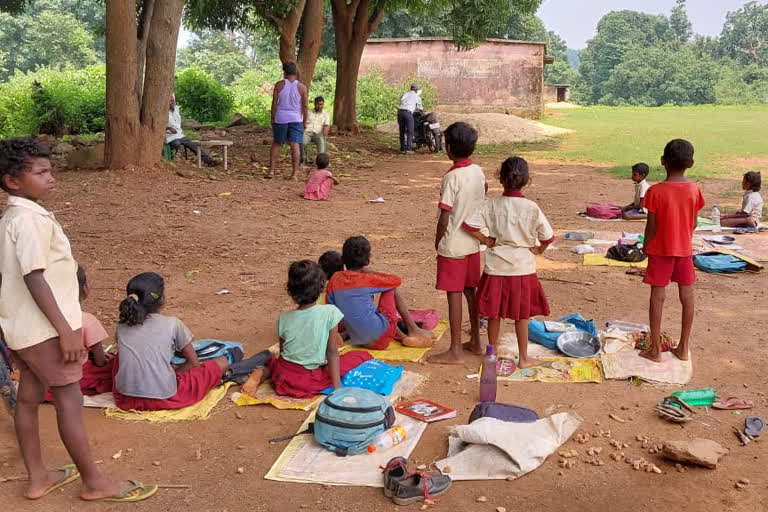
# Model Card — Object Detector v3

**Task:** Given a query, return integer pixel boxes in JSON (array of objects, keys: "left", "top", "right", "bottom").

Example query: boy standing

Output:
[
  {"left": 622, "top": 162, "right": 650, "bottom": 220},
  {"left": 640, "top": 139, "right": 705, "bottom": 362},
  {"left": 428, "top": 122, "right": 486, "bottom": 365},
  {"left": 0, "top": 139, "right": 155, "bottom": 502}
]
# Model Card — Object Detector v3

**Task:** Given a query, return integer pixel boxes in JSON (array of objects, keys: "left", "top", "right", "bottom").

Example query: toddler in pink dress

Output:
[{"left": 303, "top": 153, "right": 339, "bottom": 201}]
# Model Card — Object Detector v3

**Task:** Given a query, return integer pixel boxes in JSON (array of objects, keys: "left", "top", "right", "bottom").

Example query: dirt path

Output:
[{"left": 1, "top": 132, "right": 766, "bottom": 511}]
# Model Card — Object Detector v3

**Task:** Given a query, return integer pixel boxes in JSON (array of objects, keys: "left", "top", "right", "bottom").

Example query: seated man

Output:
[
  {"left": 327, "top": 236, "right": 435, "bottom": 350},
  {"left": 301, "top": 96, "right": 330, "bottom": 164},
  {"left": 166, "top": 95, "right": 218, "bottom": 167}
]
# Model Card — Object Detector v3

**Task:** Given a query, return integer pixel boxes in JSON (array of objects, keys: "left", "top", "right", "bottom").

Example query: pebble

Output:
[
  {"left": 496, "top": 507, "right": 507, "bottom": 512},
  {"left": 236, "top": 467, "right": 245, "bottom": 474},
  {"left": 738, "top": 478, "right": 750, "bottom": 486},
  {"left": 443, "top": 465, "right": 452, "bottom": 474},
  {"left": 111, "top": 450, "right": 122, "bottom": 460},
  {"left": 506, "top": 476, "right": 515, "bottom": 481},
  {"left": 235, "top": 411, "right": 245, "bottom": 420},
  {"left": 476, "top": 496, "right": 488, "bottom": 503},
  {"left": 152, "top": 461, "right": 161, "bottom": 467}
]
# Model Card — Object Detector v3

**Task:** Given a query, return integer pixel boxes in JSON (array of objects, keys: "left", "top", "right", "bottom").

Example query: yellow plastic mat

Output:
[
  {"left": 104, "top": 383, "right": 234, "bottom": 422},
  {"left": 339, "top": 320, "right": 449, "bottom": 362},
  {"left": 232, "top": 381, "right": 322, "bottom": 411},
  {"left": 583, "top": 254, "right": 648, "bottom": 268}
]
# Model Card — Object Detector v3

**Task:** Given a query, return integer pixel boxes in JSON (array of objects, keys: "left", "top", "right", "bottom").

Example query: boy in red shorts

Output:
[
  {"left": 640, "top": 139, "right": 705, "bottom": 362},
  {"left": 428, "top": 122, "right": 487, "bottom": 365}
]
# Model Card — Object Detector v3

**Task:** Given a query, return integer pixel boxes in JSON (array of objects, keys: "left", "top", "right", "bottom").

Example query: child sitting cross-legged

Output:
[
  {"left": 267, "top": 260, "right": 372, "bottom": 398},
  {"left": 327, "top": 236, "right": 435, "bottom": 350},
  {"left": 303, "top": 153, "right": 339, "bottom": 201},
  {"left": 621, "top": 163, "right": 650, "bottom": 220},
  {"left": 112, "top": 272, "right": 265, "bottom": 411},
  {"left": 720, "top": 171, "right": 763, "bottom": 228}
]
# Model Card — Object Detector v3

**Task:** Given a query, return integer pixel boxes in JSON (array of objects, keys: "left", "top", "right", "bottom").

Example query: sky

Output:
[{"left": 537, "top": 0, "right": 761, "bottom": 49}]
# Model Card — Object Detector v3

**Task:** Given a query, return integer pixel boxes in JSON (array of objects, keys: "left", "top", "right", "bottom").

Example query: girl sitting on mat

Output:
[
  {"left": 462, "top": 156, "right": 555, "bottom": 369},
  {"left": 112, "top": 272, "right": 262, "bottom": 411},
  {"left": 268, "top": 260, "right": 372, "bottom": 398},
  {"left": 720, "top": 171, "right": 763, "bottom": 228}
]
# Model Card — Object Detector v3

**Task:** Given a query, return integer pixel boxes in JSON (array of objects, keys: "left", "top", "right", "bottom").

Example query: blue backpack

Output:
[
  {"left": 693, "top": 253, "right": 748, "bottom": 273},
  {"left": 313, "top": 387, "right": 395, "bottom": 456},
  {"left": 529, "top": 313, "right": 598, "bottom": 350}
]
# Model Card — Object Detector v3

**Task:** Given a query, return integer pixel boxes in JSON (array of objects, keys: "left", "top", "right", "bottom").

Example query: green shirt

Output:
[{"left": 277, "top": 305, "right": 344, "bottom": 369}]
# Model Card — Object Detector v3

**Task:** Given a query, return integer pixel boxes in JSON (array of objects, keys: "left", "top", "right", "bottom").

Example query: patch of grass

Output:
[{"left": 502, "top": 105, "right": 768, "bottom": 180}]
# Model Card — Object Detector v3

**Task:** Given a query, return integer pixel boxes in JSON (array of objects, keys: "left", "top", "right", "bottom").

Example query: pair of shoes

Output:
[{"left": 381, "top": 456, "right": 452, "bottom": 505}]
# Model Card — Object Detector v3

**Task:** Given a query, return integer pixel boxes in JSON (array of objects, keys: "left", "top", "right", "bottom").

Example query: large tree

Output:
[{"left": 719, "top": 1, "right": 768, "bottom": 67}]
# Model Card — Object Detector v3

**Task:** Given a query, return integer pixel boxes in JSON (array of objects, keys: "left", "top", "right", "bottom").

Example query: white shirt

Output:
[
  {"left": 166, "top": 106, "right": 184, "bottom": 144},
  {"left": 632, "top": 179, "right": 650, "bottom": 213},
  {"left": 438, "top": 163, "right": 487, "bottom": 258},
  {"left": 464, "top": 193, "right": 554, "bottom": 276},
  {"left": 398, "top": 91, "right": 423, "bottom": 113},
  {"left": 742, "top": 190, "right": 764, "bottom": 219},
  {"left": 306, "top": 110, "right": 330, "bottom": 135},
  {"left": 0, "top": 196, "right": 82, "bottom": 350}
]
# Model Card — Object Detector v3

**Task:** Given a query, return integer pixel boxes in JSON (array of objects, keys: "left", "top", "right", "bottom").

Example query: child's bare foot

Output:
[
  {"left": 639, "top": 350, "right": 662, "bottom": 363},
  {"left": 241, "top": 367, "right": 265, "bottom": 397},
  {"left": 427, "top": 350, "right": 464, "bottom": 365},
  {"left": 25, "top": 466, "right": 80, "bottom": 500},
  {"left": 411, "top": 326, "right": 436, "bottom": 340},
  {"left": 462, "top": 340, "right": 484, "bottom": 355},
  {"left": 402, "top": 335, "right": 434, "bottom": 348},
  {"left": 671, "top": 346, "right": 689, "bottom": 361},
  {"left": 517, "top": 357, "right": 543, "bottom": 369}
]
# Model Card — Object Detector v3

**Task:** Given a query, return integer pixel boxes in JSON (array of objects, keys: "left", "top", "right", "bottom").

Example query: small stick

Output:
[
  {"left": 539, "top": 277, "right": 594, "bottom": 286},
  {"left": 418, "top": 254, "right": 433, "bottom": 264},
  {"left": 157, "top": 484, "right": 191, "bottom": 489},
  {"left": 0, "top": 475, "right": 27, "bottom": 483}
]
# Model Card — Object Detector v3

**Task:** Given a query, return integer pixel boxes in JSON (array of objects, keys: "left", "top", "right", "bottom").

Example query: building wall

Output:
[
  {"left": 544, "top": 84, "right": 571, "bottom": 103},
  {"left": 360, "top": 38, "right": 546, "bottom": 118}
]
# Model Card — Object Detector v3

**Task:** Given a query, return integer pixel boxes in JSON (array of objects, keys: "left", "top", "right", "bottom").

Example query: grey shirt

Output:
[{"left": 115, "top": 314, "right": 193, "bottom": 399}]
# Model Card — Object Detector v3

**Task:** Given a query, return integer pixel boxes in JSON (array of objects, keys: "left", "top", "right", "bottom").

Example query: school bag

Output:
[
  {"left": 586, "top": 203, "right": 622, "bottom": 220},
  {"left": 693, "top": 253, "right": 748, "bottom": 273},
  {"left": 606, "top": 243, "right": 646, "bottom": 263},
  {"left": 469, "top": 402, "right": 539, "bottom": 424},
  {"left": 171, "top": 339, "right": 243, "bottom": 365},
  {"left": 313, "top": 387, "right": 395, "bottom": 456},
  {"left": 529, "top": 313, "right": 598, "bottom": 350}
]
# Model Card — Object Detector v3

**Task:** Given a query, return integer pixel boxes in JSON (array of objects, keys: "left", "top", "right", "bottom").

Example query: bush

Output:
[
  {"left": 0, "top": 65, "right": 106, "bottom": 137},
  {"left": 175, "top": 67, "right": 234, "bottom": 123},
  {"left": 356, "top": 65, "right": 399, "bottom": 127}
]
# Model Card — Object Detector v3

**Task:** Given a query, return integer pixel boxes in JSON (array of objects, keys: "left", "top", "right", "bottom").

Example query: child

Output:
[
  {"left": 462, "top": 157, "right": 554, "bottom": 368},
  {"left": 428, "top": 122, "right": 487, "bottom": 365},
  {"left": 641, "top": 139, "right": 705, "bottom": 363},
  {"left": 267, "top": 260, "right": 372, "bottom": 398},
  {"left": 303, "top": 153, "right": 339, "bottom": 201},
  {"left": 0, "top": 138, "right": 155, "bottom": 502},
  {"left": 112, "top": 272, "right": 264, "bottom": 410},
  {"left": 327, "top": 236, "right": 434, "bottom": 350},
  {"left": 621, "top": 163, "right": 650, "bottom": 220},
  {"left": 317, "top": 250, "right": 343, "bottom": 305},
  {"left": 720, "top": 171, "right": 763, "bottom": 228},
  {"left": 77, "top": 266, "right": 109, "bottom": 368}
]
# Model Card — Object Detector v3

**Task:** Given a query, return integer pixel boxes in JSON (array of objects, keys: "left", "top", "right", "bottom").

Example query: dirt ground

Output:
[{"left": 1, "top": 128, "right": 767, "bottom": 511}]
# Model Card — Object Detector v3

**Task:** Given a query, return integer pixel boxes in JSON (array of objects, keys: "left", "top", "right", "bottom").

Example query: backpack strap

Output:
[{"left": 268, "top": 423, "right": 315, "bottom": 444}]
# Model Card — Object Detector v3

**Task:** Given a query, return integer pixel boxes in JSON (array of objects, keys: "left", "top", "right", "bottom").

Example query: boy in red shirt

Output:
[{"left": 640, "top": 139, "right": 705, "bottom": 362}]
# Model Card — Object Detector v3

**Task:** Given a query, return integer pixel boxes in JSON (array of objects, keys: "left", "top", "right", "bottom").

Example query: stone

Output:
[
  {"left": 662, "top": 439, "right": 729, "bottom": 469},
  {"left": 52, "top": 142, "right": 74, "bottom": 155},
  {"left": 236, "top": 467, "right": 244, "bottom": 474},
  {"left": 66, "top": 143, "right": 104, "bottom": 169},
  {"left": 476, "top": 496, "right": 488, "bottom": 503},
  {"left": 227, "top": 113, "right": 249, "bottom": 128},
  {"left": 181, "top": 119, "right": 201, "bottom": 130}
]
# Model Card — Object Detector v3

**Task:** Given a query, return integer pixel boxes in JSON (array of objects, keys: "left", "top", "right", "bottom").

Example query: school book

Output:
[{"left": 395, "top": 398, "right": 456, "bottom": 423}]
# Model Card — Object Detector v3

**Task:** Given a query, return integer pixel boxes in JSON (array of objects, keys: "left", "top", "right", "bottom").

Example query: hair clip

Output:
[{"left": 150, "top": 292, "right": 160, "bottom": 300}]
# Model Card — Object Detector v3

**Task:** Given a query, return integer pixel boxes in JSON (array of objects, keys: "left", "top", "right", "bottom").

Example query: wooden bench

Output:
[{"left": 191, "top": 140, "right": 234, "bottom": 170}]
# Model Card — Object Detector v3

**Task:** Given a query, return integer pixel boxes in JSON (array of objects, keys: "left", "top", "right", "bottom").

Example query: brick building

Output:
[{"left": 359, "top": 37, "right": 552, "bottom": 118}]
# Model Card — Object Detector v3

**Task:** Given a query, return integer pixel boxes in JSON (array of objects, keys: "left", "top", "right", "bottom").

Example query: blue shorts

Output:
[{"left": 273, "top": 122, "right": 304, "bottom": 144}]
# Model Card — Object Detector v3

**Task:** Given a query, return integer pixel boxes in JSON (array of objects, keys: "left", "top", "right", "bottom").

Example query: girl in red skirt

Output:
[{"left": 462, "top": 156, "right": 555, "bottom": 368}]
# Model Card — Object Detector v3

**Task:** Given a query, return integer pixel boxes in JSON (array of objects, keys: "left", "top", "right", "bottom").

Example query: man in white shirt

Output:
[
  {"left": 397, "top": 83, "right": 423, "bottom": 154},
  {"left": 301, "top": 96, "right": 330, "bottom": 164},
  {"left": 166, "top": 95, "right": 217, "bottom": 167}
]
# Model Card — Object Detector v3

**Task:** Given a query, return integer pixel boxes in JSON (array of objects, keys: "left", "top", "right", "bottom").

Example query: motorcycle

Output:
[{"left": 413, "top": 110, "right": 442, "bottom": 153}]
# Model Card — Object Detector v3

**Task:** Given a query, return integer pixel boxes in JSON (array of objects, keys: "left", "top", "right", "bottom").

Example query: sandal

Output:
[
  {"left": 83, "top": 480, "right": 158, "bottom": 503},
  {"left": 712, "top": 397, "right": 754, "bottom": 410},
  {"left": 391, "top": 471, "right": 452, "bottom": 505},
  {"left": 655, "top": 396, "right": 695, "bottom": 423},
  {"left": 29, "top": 464, "right": 80, "bottom": 500},
  {"left": 380, "top": 457, "right": 409, "bottom": 498}
]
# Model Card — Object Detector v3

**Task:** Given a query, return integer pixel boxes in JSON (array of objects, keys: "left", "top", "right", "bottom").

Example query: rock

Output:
[
  {"left": 662, "top": 439, "right": 729, "bottom": 469},
  {"left": 235, "top": 411, "right": 245, "bottom": 420},
  {"left": 52, "top": 142, "right": 74, "bottom": 155},
  {"left": 416, "top": 464, "right": 427, "bottom": 470},
  {"left": 66, "top": 143, "right": 104, "bottom": 169},
  {"left": 176, "top": 169, "right": 197, "bottom": 179},
  {"left": 198, "top": 124, "right": 217, "bottom": 131},
  {"left": 227, "top": 113, "right": 249, "bottom": 128},
  {"left": 496, "top": 508, "right": 507, "bottom": 512},
  {"left": 181, "top": 119, "right": 201, "bottom": 130},
  {"left": 476, "top": 496, "right": 488, "bottom": 503},
  {"left": 236, "top": 467, "right": 244, "bottom": 474},
  {"left": 152, "top": 461, "right": 161, "bottom": 467}
]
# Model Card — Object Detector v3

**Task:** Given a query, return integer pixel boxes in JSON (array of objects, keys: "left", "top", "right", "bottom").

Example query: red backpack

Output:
[{"left": 586, "top": 203, "right": 622, "bottom": 220}]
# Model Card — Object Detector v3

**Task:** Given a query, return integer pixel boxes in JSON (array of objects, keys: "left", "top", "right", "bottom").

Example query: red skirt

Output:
[
  {"left": 267, "top": 351, "right": 373, "bottom": 398},
  {"left": 476, "top": 273, "right": 550, "bottom": 320},
  {"left": 112, "top": 356, "right": 223, "bottom": 411}
]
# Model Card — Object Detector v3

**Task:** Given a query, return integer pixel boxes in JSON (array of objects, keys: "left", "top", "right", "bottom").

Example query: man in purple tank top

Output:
[{"left": 268, "top": 61, "right": 308, "bottom": 180}]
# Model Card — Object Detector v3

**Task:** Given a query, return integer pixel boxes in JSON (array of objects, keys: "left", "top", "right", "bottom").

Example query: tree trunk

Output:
[
  {"left": 297, "top": 0, "right": 326, "bottom": 91},
  {"left": 277, "top": 0, "right": 305, "bottom": 65},
  {"left": 136, "top": 0, "right": 184, "bottom": 166},
  {"left": 331, "top": 0, "right": 384, "bottom": 132},
  {"left": 105, "top": 0, "right": 140, "bottom": 169},
  {"left": 135, "top": 0, "right": 156, "bottom": 104}
]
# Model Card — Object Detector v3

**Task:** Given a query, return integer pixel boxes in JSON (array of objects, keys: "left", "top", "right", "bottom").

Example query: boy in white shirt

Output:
[{"left": 622, "top": 162, "right": 650, "bottom": 220}]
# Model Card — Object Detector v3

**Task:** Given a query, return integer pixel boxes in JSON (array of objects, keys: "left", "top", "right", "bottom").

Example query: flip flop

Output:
[
  {"left": 29, "top": 464, "right": 81, "bottom": 499},
  {"left": 712, "top": 397, "right": 754, "bottom": 410},
  {"left": 745, "top": 416, "right": 765, "bottom": 437},
  {"left": 84, "top": 480, "right": 158, "bottom": 503}
]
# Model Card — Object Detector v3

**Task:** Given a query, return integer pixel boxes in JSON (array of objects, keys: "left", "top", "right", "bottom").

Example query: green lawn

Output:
[{"left": 507, "top": 105, "right": 768, "bottom": 180}]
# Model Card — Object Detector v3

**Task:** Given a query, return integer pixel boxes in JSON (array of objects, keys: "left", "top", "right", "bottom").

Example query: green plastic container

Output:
[{"left": 672, "top": 388, "right": 717, "bottom": 407}]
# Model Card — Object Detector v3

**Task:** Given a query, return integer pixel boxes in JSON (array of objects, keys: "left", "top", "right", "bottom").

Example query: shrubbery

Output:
[{"left": 175, "top": 67, "right": 234, "bottom": 123}]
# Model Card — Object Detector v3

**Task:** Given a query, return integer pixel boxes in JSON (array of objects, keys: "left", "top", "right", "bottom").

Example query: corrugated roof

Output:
[{"left": 366, "top": 37, "right": 547, "bottom": 46}]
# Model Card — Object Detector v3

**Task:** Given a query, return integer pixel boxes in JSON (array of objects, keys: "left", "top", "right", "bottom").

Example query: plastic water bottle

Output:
[
  {"left": 712, "top": 205, "right": 721, "bottom": 233},
  {"left": 565, "top": 231, "right": 594, "bottom": 241},
  {"left": 479, "top": 345, "right": 498, "bottom": 402},
  {"left": 605, "top": 320, "right": 650, "bottom": 333},
  {"left": 672, "top": 388, "right": 717, "bottom": 407},
  {"left": 367, "top": 425, "right": 408, "bottom": 453}
]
